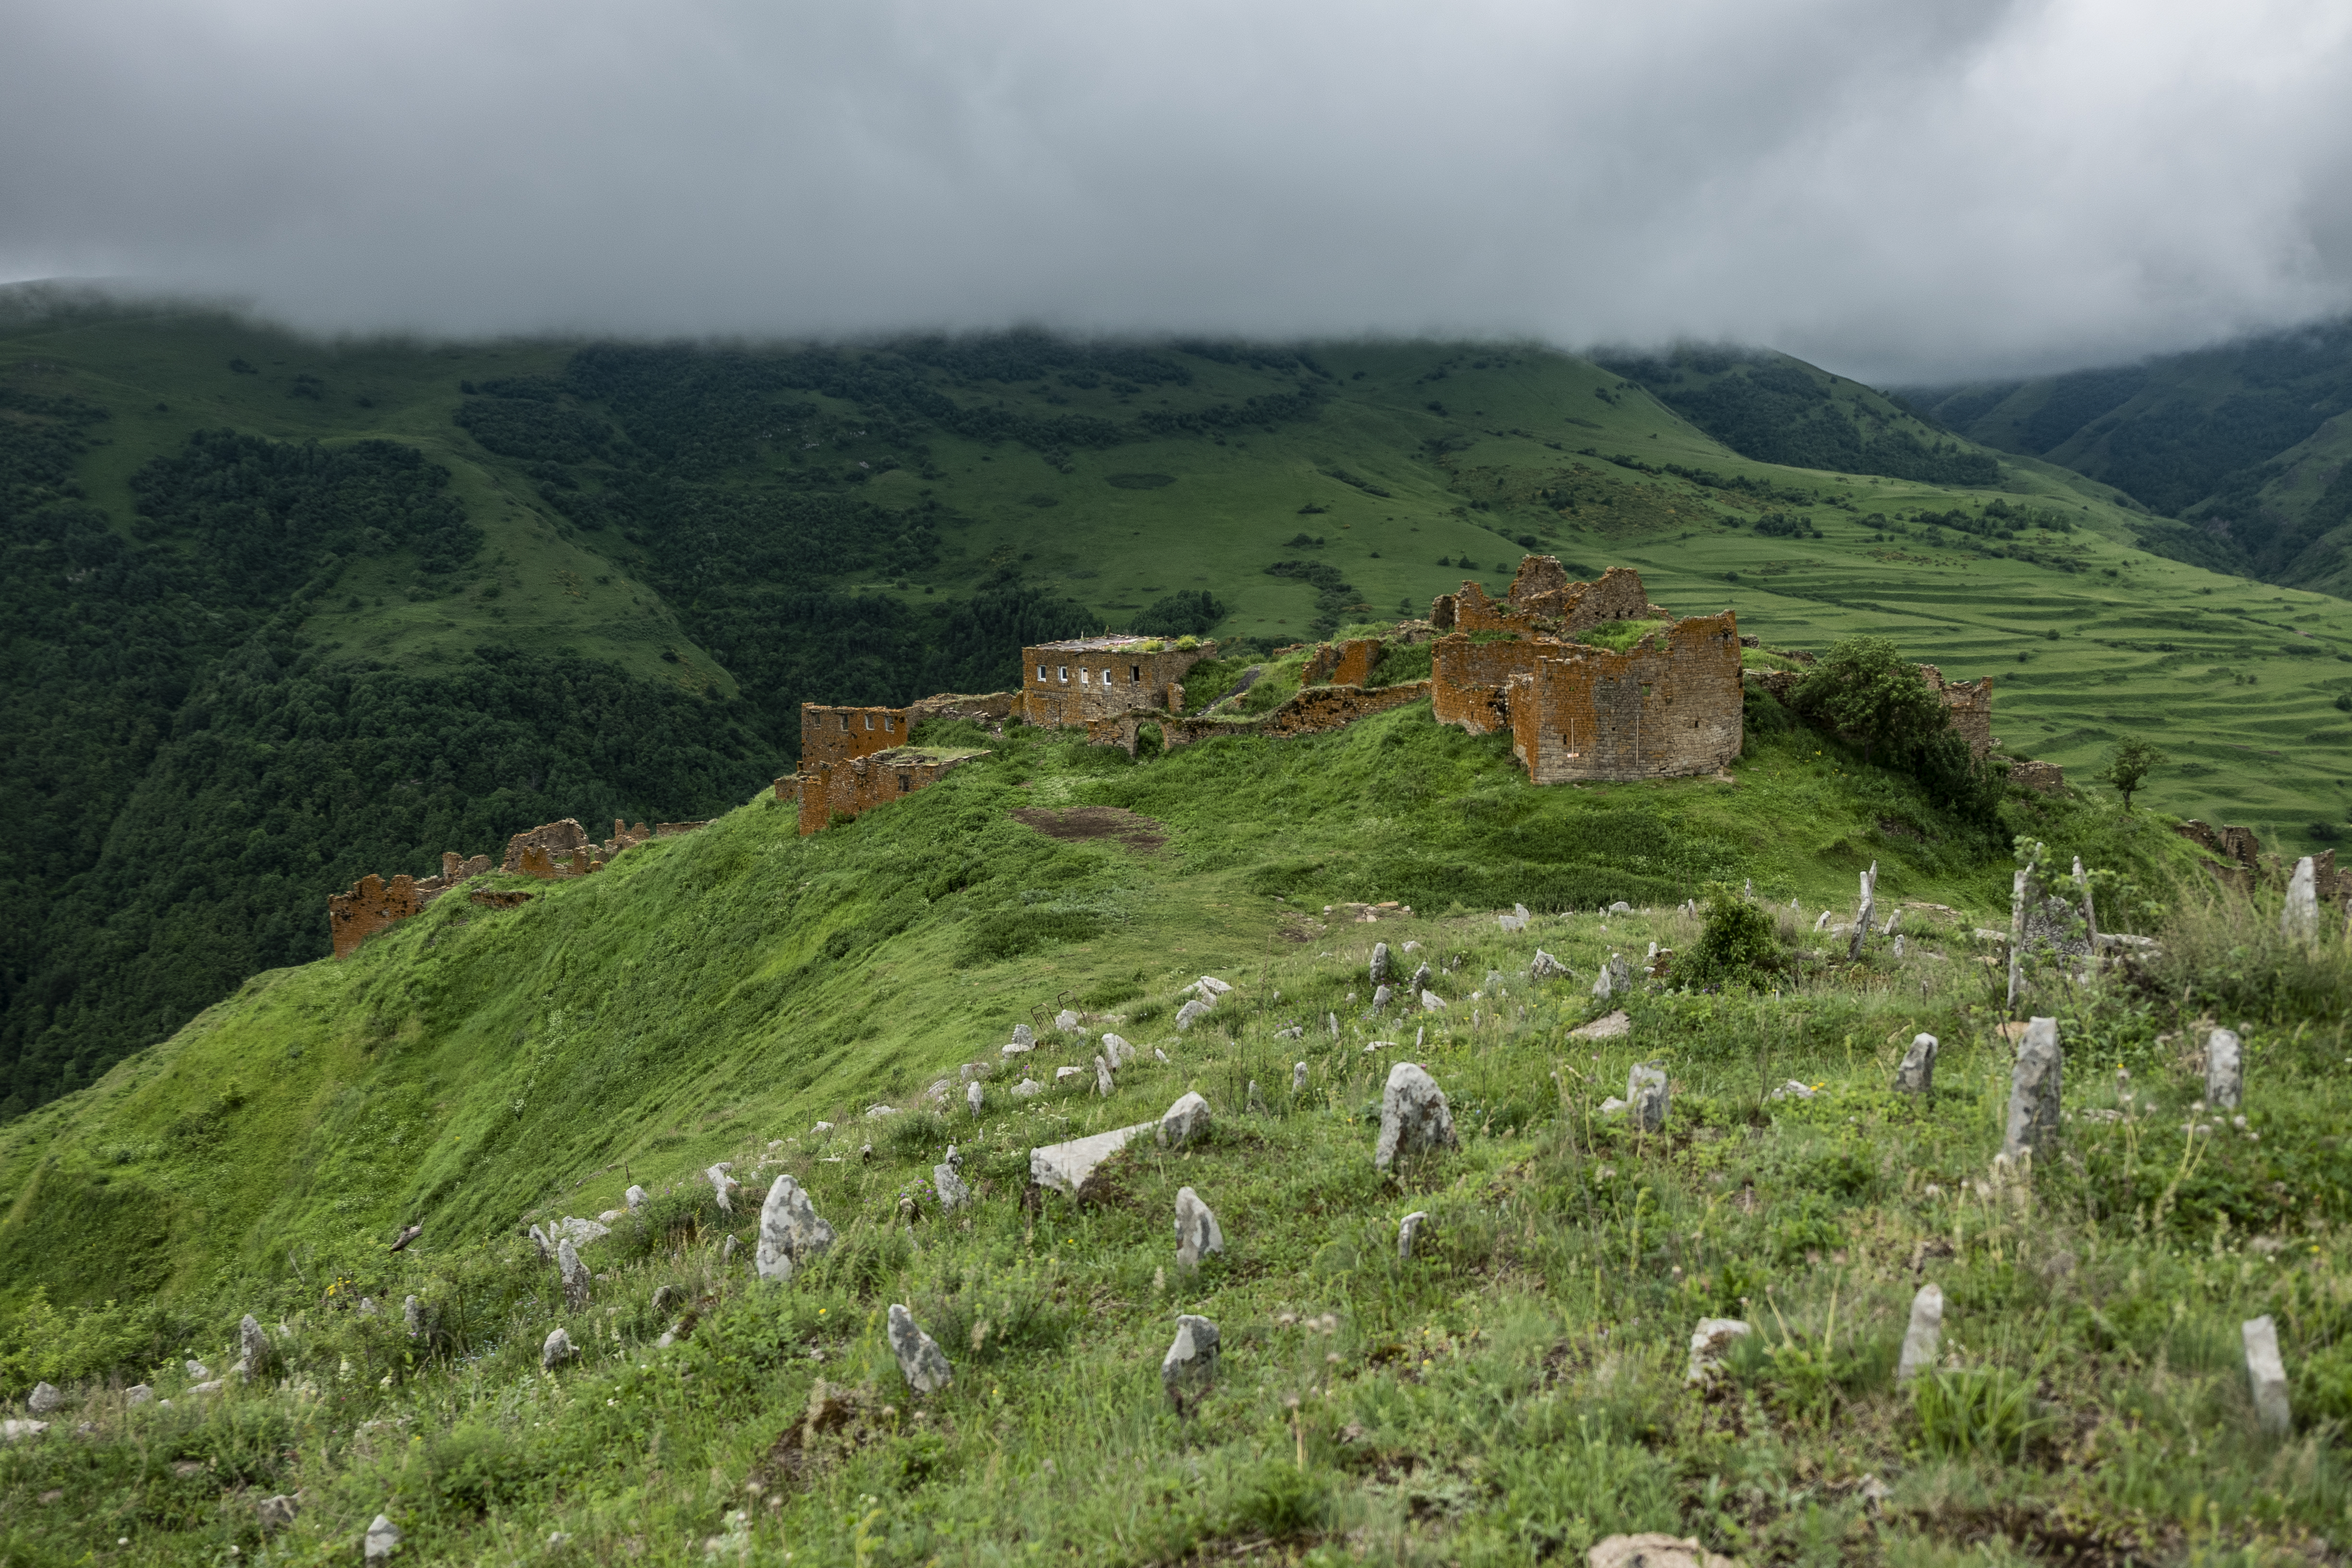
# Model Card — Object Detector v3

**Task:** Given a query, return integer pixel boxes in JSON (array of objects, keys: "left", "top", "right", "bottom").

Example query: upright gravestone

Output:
[
  {"left": 558, "top": 1240, "right": 591, "bottom": 1311},
  {"left": 757, "top": 1175, "right": 836, "bottom": 1282},
  {"left": 1374, "top": 1063, "right": 1459, "bottom": 1172},
  {"left": 1174, "top": 1187, "right": 1225, "bottom": 1272},
  {"left": 1896, "top": 1284, "right": 1943, "bottom": 1381},
  {"left": 2285, "top": 858, "right": 2319, "bottom": 945},
  {"left": 1628, "top": 1064, "right": 1669, "bottom": 1133},
  {"left": 1292, "top": 1061, "right": 1309, "bottom": 1092},
  {"left": 2004, "top": 1016, "right": 2062, "bottom": 1161},
  {"left": 887, "top": 1304, "right": 953, "bottom": 1393},
  {"left": 1369, "top": 942, "right": 1391, "bottom": 986},
  {"left": 2244, "top": 1315, "right": 2291, "bottom": 1434},
  {"left": 2206, "top": 1028, "right": 2243, "bottom": 1111},
  {"left": 1895, "top": 1033, "right": 1937, "bottom": 1095},
  {"left": 1161, "top": 1315, "right": 1220, "bottom": 1409},
  {"left": 1397, "top": 1212, "right": 1429, "bottom": 1261}
]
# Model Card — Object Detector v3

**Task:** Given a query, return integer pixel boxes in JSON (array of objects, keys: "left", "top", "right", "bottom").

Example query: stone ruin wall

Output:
[
  {"left": 793, "top": 747, "right": 985, "bottom": 833},
  {"left": 1506, "top": 612, "right": 1744, "bottom": 784},
  {"left": 1432, "top": 634, "right": 1568, "bottom": 735},
  {"left": 1021, "top": 640, "right": 1212, "bottom": 728},
  {"left": 1301, "top": 637, "right": 1382, "bottom": 688},
  {"left": 788, "top": 689, "right": 1020, "bottom": 834},
  {"left": 800, "top": 704, "right": 921, "bottom": 770},
  {"left": 1748, "top": 662, "right": 1996, "bottom": 763},
  {"left": 329, "top": 815, "right": 709, "bottom": 958},
  {"left": 1086, "top": 680, "right": 1434, "bottom": 757},
  {"left": 2008, "top": 760, "right": 2066, "bottom": 796},
  {"left": 1430, "top": 562, "right": 1663, "bottom": 637},
  {"left": 2171, "top": 819, "right": 2339, "bottom": 899}
]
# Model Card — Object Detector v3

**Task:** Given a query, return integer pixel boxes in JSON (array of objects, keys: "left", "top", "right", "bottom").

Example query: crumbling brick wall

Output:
[
  {"left": 329, "top": 873, "right": 427, "bottom": 959},
  {"left": 1022, "top": 637, "right": 1213, "bottom": 727},
  {"left": 1505, "top": 612, "right": 1743, "bottom": 783},
  {"left": 1920, "top": 665, "right": 1995, "bottom": 761},
  {"left": 1090, "top": 681, "right": 1433, "bottom": 756},
  {"left": 1431, "top": 562, "right": 1662, "bottom": 635},
  {"left": 1303, "top": 638, "right": 1383, "bottom": 687},
  {"left": 799, "top": 747, "right": 985, "bottom": 833},
  {"left": 2008, "top": 760, "right": 2066, "bottom": 795},
  {"left": 906, "top": 690, "right": 1019, "bottom": 725},
  {"left": 1432, "top": 634, "right": 1568, "bottom": 734},
  {"left": 801, "top": 704, "right": 919, "bottom": 769}
]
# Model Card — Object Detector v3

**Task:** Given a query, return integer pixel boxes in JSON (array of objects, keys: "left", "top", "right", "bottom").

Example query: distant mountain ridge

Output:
[{"left": 1901, "top": 319, "right": 2352, "bottom": 596}]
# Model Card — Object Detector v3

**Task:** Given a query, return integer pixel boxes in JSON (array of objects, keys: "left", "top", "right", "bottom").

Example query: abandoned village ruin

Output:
[{"left": 325, "top": 555, "right": 2043, "bottom": 956}]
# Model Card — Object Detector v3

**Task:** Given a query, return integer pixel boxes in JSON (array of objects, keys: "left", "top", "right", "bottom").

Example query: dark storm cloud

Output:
[{"left": 4, "top": 0, "right": 2349, "bottom": 380}]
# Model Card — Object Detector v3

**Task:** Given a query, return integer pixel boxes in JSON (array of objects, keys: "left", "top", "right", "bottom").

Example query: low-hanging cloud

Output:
[{"left": 4, "top": 0, "right": 2349, "bottom": 382}]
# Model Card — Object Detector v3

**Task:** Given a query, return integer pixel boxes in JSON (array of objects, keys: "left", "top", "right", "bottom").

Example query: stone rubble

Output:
[
  {"left": 1374, "top": 1063, "right": 1459, "bottom": 1172},
  {"left": 1174, "top": 1186, "right": 1225, "bottom": 1271},
  {"left": 1174, "top": 998, "right": 1214, "bottom": 1031},
  {"left": 1159, "top": 1091, "right": 1213, "bottom": 1149},
  {"left": 1031, "top": 1122, "right": 1157, "bottom": 1195},
  {"left": 0, "top": 1420, "right": 49, "bottom": 1443},
  {"left": 1568, "top": 1010, "right": 1630, "bottom": 1041},
  {"left": 1588, "top": 1535, "right": 1734, "bottom": 1568},
  {"left": 757, "top": 1176, "right": 837, "bottom": 1282},
  {"left": 256, "top": 1494, "right": 299, "bottom": 1533},
  {"left": 1529, "top": 950, "right": 1570, "bottom": 980},
  {"left": 365, "top": 1514, "right": 401, "bottom": 1562},
  {"left": 887, "top": 1304, "right": 953, "bottom": 1393},
  {"left": 1685, "top": 1318, "right": 1751, "bottom": 1386},
  {"left": 26, "top": 1382, "right": 61, "bottom": 1414}
]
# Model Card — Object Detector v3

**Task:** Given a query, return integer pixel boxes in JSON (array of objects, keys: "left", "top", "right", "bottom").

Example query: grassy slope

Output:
[{"left": 3, "top": 707, "right": 2344, "bottom": 1565}]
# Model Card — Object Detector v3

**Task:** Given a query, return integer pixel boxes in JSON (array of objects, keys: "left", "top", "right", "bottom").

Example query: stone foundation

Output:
[
  {"left": 2008, "top": 760, "right": 2065, "bottom": 795},
  {"left": 1088, "top": 681, "right": 1433, "bottom": 756},
  {"left": 1505, "top": 613, "right": 1744, "bottom": 784}
]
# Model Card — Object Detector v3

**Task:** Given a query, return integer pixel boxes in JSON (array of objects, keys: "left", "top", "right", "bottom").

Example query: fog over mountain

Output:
[{"left": 4, "top": 0, "right": 2350, "bottom": 381}]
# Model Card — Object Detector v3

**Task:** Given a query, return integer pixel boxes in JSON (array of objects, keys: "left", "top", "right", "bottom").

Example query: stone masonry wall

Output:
[
  {"left": 1432, "top": 634, "right": 1568, "bottom": 734},
  {"left": 802, "top": 705, "right": 920, "bottom": 769},
  {"left": 1507, "top": 612, "right": 1744, "bottom": 784},
  {"left": 797, "top": 747, "right": 985, "bottom": 833},
  {"left": 1088, "top": 681, "right": 1432, "bottom": 756},
  {"left": 1022, "top": 638, "right": 1213, "bottom": 728},
  {"left": 1921, "top": 665, "right": 1995, "bottom": 761},
  {"left": 1302, "top": 637, "right": 1382, "bottom": 688},
  {"left": 1431, "top": 562, "right": 1662, "bottom": 636},
  {"left": 329, "top": 874, "right": 427, "bottom": 959}
]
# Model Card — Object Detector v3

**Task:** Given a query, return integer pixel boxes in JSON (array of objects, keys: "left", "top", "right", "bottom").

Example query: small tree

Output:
[
  {"left": 1789, "top": 635, "right": 1945, "bottom": 765},
  {"left": 2100, "top": 736, "right": 2169, "bottom": 811}
]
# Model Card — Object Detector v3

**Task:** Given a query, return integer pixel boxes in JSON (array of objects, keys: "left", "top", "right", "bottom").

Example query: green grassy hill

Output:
[
  {"left": 1900, "top": 321, "right": 2352, "bottom": 596},
  {"left": 12, "top": 294, "right": 2352, "bottom": 1125},
  {"left": 3, "top": 696, "right": 2347, "bottom": 1565}
]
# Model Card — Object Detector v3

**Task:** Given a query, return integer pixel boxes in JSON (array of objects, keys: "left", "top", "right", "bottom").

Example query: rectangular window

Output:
[
  {"left": 839, "top": 713, "right": 850, "bottom": 730},
  {"left": 1131, "top": 664, "right": 1141, "bottom": 683},
  {"left": 1057, "top": 666, "right": 1067, "bottom": 682},
  {"left": 884, "top": 715, "right": 894, "bottom": 731},
  {"left": 1079, "top": 669, "right": 1090, "bottom": 685},
  {"left": 865, "top": 713, "right": 875, "bottom": 729},
  {"left": 897, "top": 774, "right": 910, "bottom": 793},
  {"left": 1101, "top": 669, "right": 1112, "bottom": 687}
]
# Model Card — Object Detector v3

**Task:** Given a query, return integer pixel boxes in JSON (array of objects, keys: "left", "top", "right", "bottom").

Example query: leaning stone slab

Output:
[
  {"left": 1375, "top": 1063, "right": 1459, "bottom": 1172},
  {"left": 1568, "top": 1010, "right": 1630, "bottom": 1041},
  {"left": 1162, "top": 1314, "right": 1220, "bottom": 1407},
  {"left": 558, "top": 1240, "right": 591, "bottom": 1311},
  {"left": 542, "top": 1328, "right": 578, "bottom": 1369},
  {"left": 757, "top": 1175, "right": 836, "bottom": 1282},
  {"left": 1159, "top": 1091, "right": 1212, "bottom": 1149},
  {"left": 2003, "top": 1016, "right": 2062, "bottom": 1161},
  {"left": 2206, "top": 1028, "right": 2243, "bottom": 1111},
  {"left": 933, "top": 1163, "right": 972, "bottom": 1212},
  {"left": 1685, "top": 1318, "right": 1750, "bottom": 1386},
  {"left": 1529, "top": 950, "right": 1570, "bottom": 980},
  {"left": 1895, "top": 1033, "right": 1937, "bottom": 1094},
  {"left": 888, "top": 1304, "right": 953, "bottom": 1393},
  {"left": 1030, "top": 1122, "right": 1157, "bottom": 1195},
  {"left": 1174, "top": 1186, "right": 1225, "bottom": 1272},
  {"left": 1896, "top": 1284, "right": 1943, "bottom": 1382},
  {"left": 550, "top": 1217, "right": 611, "bottom": 1247},
  {"left": 1397, "top": 1212, "right": 1429, "bottom": 1261},
  {"left": 364, "top": 1514, "right": 400, "bottom": 1562},
  {"left": 528, "top": 1224, "right": 551, "bottom": 1261},
  {"left": 1174, "top": 998, "right": 1213, "bottom": 1031},
  {"left": 2245, "top": 1314, "right": 2291, "bottom": 1434}
]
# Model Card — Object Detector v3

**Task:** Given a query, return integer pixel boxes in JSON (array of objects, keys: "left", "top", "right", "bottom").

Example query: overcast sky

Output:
[{"left": 5, "top": 0, "right": 2349, "bottom": 383}]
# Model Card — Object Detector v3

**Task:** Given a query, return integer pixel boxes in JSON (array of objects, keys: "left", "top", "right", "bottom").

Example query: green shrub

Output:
[
  {"left": 413, "top": 1421, "right": 539, "bottom": 1516},
  {"left": 1680, "top": 886, "right": 1783, "bottom": 989},
  {"left": 1912, "top": 1365, "right": 2049, "bottom": 1460}
]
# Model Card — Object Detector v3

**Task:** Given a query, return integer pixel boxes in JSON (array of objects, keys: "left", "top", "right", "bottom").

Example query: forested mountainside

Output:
[
  {"left": 1901, "top": 319, "right": 2352, "bottom": 596},
  {"left": 6, "top": 291, "right": 2351, "bottom": 1120}
]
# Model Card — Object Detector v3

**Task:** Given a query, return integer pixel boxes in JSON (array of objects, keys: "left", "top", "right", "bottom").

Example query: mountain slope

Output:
[
  {"left": 11, "top": 295, "right": 2352, "bottom": 1122},
  {"left": 1902, "top": 319, "right": 2352, "bottom": 594}
]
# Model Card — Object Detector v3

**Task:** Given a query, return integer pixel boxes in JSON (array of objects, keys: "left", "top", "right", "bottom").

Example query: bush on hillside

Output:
[
  {"left": 1132, "top": 588, "right": 1227, "bottom": 637},
  {"left": 1679, "top": 887, "right": 1785, "bottom": 990}
]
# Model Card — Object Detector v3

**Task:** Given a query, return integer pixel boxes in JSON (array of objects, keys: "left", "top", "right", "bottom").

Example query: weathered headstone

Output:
[
  {"left": 1095, "top": 1054, "right": 1115, "bottom": 1097},
  {"left": 541, "top": 1328, "right": 577, "bottom": 1369},
  {"left": 1160, "top": 1091, "right": 1212, "bottom": 1149},
  {"left": 256, "top": 1494, "right": 298, "bottom": 1533},
  {"left": 1325, "top": 1011, "right": 1339, "bottom": 1037},
  {"left": 1420, "top": 989, "right": 1446, "bottom": 1012},
  {"left": 722, "top": 1234, "right": 739, "bottom": 1264},
  {"left": 1292, "top": 1061, "right": 1309, "bottom": 1091},
  {"left": 624, "top": 1185, "right": 647, "bottom": 1212},
  {"left": 1896, "top": 1284, "right": 1943, "bottom": 1382},
  {"left": 1848, "top": 862, "right": 1877, "bottom": 961},
  {"left": 1161, "top": 1314, "right": 1220, "bottom": 1407},
  {"left": 1685, "top": 1318, "right": 1750, "bottom": 1386},
  {"left": 26, "top": 1382, "right": 61, "bottom": 1414},
  {"left": 1372, "top": 983, "right": 1395, "bottom": 1013},
  {"left": 1011, "top": 1078, "right": 1043, "bottom": 1099},
  {"left": 1895, "top": 1033, "right": 1937, "bottom": 1095},
  {"left": 0, "top": 1420, "right": 49, "bottom": 1442},
  {"left": 707, "top": 1164, "right": 737, "bottom": 1214},
  {"left": 934, "top": 1163, "right": 972, "bottom": 1211},
  {"left": 2244, "top": 1314, "right": 2291, "bottom": 1434},
  {"left": 1530, "top": 949, "right": 1569, "bottom": 980},
  {"left": 757, "top": 1175, "right": 836, "bottom": 1282},
  {"left": 528, "top": 1224, "right": 551, "bottom": 1261},
  {"left": 1012, "top": 1023, "right": 1034, "bottom": 1049},
  {"left": 1568, "top": 1010, "right": 1630, "bottom": 1041},
  {"left": 1369, "top": 942, "right": 1392, "bottom": 985},
  {"left": 1374, "top": 1062, "right": 1459, "bottom": 1172},
  {"left": 558, "top": 1240, "right": 591, "bottom": 1311},
  {"left": 967, "top": 1080, "right": 984, "bottom": 1117},
  {"left": 125, "top": 1384, "right": 154, "bottom": 1406},
  {"left": 1628, "top": 1064, "right": 1669, "bottom": 1133},
  {"left": 1055, "top": 1008, "right": 1082, "bottom": 1033},
  {"left": 1246, "top": 1079, "right": 1267, "bottom": 1115},
  {"left": 1102, "top": 1032, "right": 1133, "bottom": 1067},
  {"left": 1397, "top": 1211, "right": 1428, "bottom": 1261},
  {"left": 1174, "top": 998, "right": 1213, "bottom": 1031},
  {"left": 2285, "top": 857, "right": 2319, "bottom": 944},
  {"left": 1592, "top": 965, "right": 1614, "bottom": 1002},
  {"left": 887, "top": 1304, "right": 953, "bottom": 1393},
  {"left": 1813, "top": 910, "right": 1832, "bottom": 933},
  {"left": 2206, "top": 1027, "right": 2243, "bottom": 1111},
  {"left": 236, "top": 1314, "right": 272, "bottom": 1379},
  {"left": 1174, "top": 1186, "right": 1225, "bottom": 1271},
  {"left": 651, "top": 1284, "right": 686, "bottom": 1317},
  {"left": 1408, "top": 962, "right": 1433, "bottom": 994},
  {"left": 1031, "top": 1121, "right": 1156, "bottom": 1194},
  {"left": 364, "top": 1514, "right": 401, "bottom": 1562},
  {"left": 1892, "top": 935, "right": 1905, "bottom": 958},
  {"left": 2003, "top": 1016, "right": 2062, "bottom": 1161},
  {"left": 1609, "top": 901, "right": 1634, "bottom": 915}
]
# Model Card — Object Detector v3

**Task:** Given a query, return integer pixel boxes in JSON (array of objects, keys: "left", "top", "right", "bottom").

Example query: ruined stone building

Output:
[
  {"left": 789, "top": 690, "right": 1020, "bottom": 833},
  {"left": 1431, "top": 561, "right": 1665, "bottom": 637},
  {"left": 788, "top": 746, "right": 988, "bottom": 833},
  {"left": 1021, "top": 637, "right": 1213, "bottom": 728},
  {"left": 1920, "top": 666, "right": 1995, "bottom": 761}
]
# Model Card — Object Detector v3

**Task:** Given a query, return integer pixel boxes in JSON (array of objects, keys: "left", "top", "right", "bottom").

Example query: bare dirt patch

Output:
[{"left": 1008, "top": 806, "right": 1166, "bottom": 854}]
